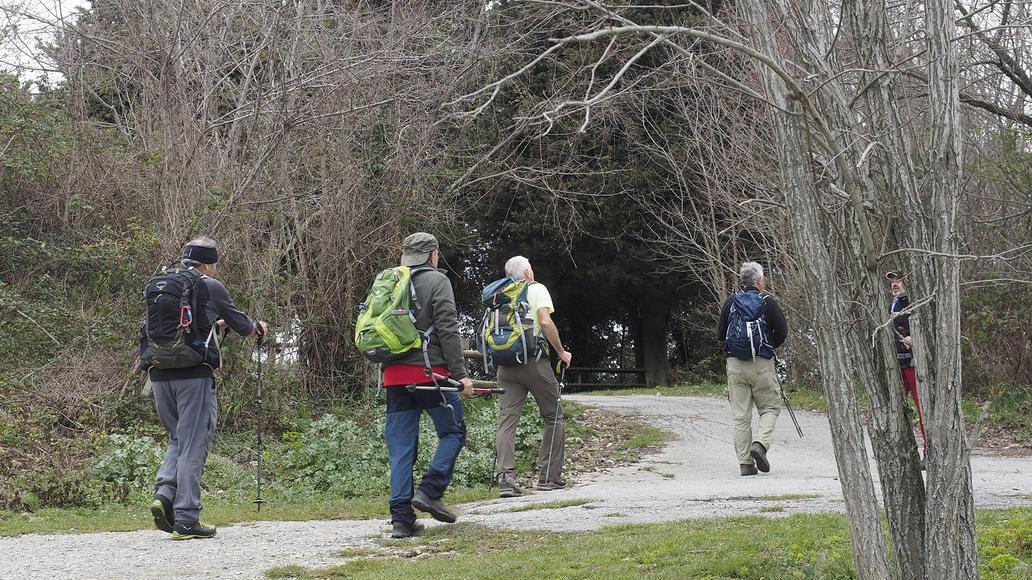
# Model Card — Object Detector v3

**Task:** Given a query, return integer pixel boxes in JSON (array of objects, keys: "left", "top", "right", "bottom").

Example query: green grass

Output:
[
  {"left": 962, "top": 384, "right": 1032, "bottom": 444},
  {"left": 337, "top": 547, "right": 380, "bottom": 559},
  {"left": 623, "top": 427, "right": 669, "bottom": 450},
  {"left": 507, "top": 498, "right": 592, "bottom": 513},
  {"left": 759, "top": 506, "right": 785, "bottom": 513},
  {"left": 268, "top": 509, "right": 1032, "bottom": 579},
  {"left": 766, "top": 494, "right": 822, "bottom": 501},
  {"left": 0, "top": 486, "right": 497, "bottom": 537},
  {"left": 587, "top": 381, "right": 727, "bottom": 398}
]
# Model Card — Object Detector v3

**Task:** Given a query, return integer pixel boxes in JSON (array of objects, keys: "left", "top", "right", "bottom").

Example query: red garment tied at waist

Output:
[{"left": 382, "top": 364, "right": 450, "bottom": 387}]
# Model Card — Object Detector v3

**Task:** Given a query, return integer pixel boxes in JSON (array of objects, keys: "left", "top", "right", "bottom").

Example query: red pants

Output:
[{"left": 900, "top": 367, "right": 927, "bottom": 451}]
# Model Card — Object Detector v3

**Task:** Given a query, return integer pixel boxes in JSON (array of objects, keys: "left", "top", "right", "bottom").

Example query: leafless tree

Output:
[{"left": 6, "top": 0, "right": 519, "bottom": 399}]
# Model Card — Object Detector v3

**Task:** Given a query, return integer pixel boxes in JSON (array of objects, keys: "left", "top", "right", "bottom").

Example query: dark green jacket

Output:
[{"left": 391, "top": 264, "right": 467, "bottom": 379}]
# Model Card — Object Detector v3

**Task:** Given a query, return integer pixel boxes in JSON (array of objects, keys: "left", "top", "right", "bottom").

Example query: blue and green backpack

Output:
[{"left": 479, "top": 277, "right": 544, "bottom": 370}]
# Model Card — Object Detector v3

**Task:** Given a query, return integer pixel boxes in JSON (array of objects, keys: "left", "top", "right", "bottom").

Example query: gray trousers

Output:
[
  {"left": 152, "top": 376, "right": 217, "bottom": 524},
  {"left": 495, "top": 359, "right": 565, "bottom": 482}
]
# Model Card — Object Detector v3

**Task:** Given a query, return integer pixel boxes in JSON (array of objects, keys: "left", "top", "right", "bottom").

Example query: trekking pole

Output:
[
  {"left": 405, "top": 385, "right": 505, "bottom": 395},
  {"left": 773, "top": 355, "right": 804, "bottom": 439},
  {"left": 405, "top": 374, "right": 505, "bottom": 396},
  {"left": 254, "top": 332, "right": 266, "bottom": 512},
  {"left": 544, "top": 360, "right": 566, "bottom": 483}
]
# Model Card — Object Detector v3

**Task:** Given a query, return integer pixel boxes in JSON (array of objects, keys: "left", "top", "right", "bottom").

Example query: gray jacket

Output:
[{"left": 391, "top": 265, "right": 467, "bottom": 379}]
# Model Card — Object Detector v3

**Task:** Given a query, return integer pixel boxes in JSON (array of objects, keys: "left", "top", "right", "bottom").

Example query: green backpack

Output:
[
  {"left": 354, "top": 266, "right": 432, "bottom": 363},
  {"left": 479, "top": 277, "right": 544, "bottom": 370}
]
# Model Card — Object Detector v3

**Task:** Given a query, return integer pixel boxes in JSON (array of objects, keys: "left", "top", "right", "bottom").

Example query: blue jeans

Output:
[{"left": 385, "top": 386, "right": 467, "bottom": 525}]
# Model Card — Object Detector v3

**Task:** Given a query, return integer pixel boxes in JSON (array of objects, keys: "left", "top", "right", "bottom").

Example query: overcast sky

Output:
[{"left": 1, "top": 0, "right": 89, "bottom": 84}]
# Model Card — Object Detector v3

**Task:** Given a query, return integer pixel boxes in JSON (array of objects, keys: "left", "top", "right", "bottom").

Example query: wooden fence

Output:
[{"left": 463, "top": 350, "right": 645, "bottom": 390}]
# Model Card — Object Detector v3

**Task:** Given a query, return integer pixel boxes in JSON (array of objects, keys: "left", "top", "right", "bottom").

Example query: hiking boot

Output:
[
  {"left": 411, "top": 490, "right": 457, "bottom": 523},
  {"left": 750, "top": 442, "right": 770, "bottom": 473},
  {"left": 740, "top": 464, "right": 758, "bottom": 476},
  {"left": 391, "top": 519, "right": 425, "bottom": 539},
  {"left": 536, "top": 478, "right": 567, "bottom": 491},
  {"left": 498, "top": 473, "right": 523, "bottom": 498},
  {"left": 150, "top": 496, "right": 175, "bottom": 533},
  {"left": 171, "top": 521, "right": 217, "bottom": 540}
]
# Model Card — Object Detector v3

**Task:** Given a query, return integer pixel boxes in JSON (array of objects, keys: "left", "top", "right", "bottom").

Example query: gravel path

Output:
[
  {"left": 3, "top": 394, "right": 1029, "bottom": 579},
  {"left": 464, "top": 395, "right": 1032, "bottom": 530}
]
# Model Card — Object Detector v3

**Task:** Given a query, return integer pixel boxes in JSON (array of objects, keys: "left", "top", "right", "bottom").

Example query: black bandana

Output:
[{"left": 183, "top": 245, "right": 219, "bottom": 264}]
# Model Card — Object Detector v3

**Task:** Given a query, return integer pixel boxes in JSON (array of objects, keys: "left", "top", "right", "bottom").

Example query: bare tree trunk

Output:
[
  {"left": 919, "top": 0, "right": 979, "bottom": 575},
  {"left": 842, "top": 2, "right": 930, "bottom": 576},
  {"left": 637, "top": 293, "right": 671, "bottom": 387},
  {"left": 745, "top": 3, "right": 893, "bottom": 577}
]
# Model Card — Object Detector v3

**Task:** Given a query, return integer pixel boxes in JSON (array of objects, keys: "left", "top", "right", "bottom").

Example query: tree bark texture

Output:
[
  {"left": 918, "top": 0, "right": 980, "bottom": 575},
  {"left": 744, "top": 3, "right": 893, "bottom": 578},
  {"left": 840, "top": 1, "right": 931, "bottom": 576},
  {"left": 637, "top": 293, "right": 671, "bottom": 387}
]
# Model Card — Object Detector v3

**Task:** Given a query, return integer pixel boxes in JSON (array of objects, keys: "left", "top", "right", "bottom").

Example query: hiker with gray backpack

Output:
[
  {"left": 354, "top": 232, "right": 475, "bottom": 539},
  {"left": 139, "top": 237, "right": 268, "bottom": 539},
  {"left": 481, "top": 255, "right": 572, "bottom": 498},
  {"left": 716, "top": 261, "right": 789, "bottom": 477}
]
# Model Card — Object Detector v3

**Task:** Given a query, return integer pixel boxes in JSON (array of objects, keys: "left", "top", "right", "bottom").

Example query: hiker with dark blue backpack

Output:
[
  {"left": 139, "top": 237, "right": 268, "bottom": 539},
  {"left": 483, "top": 256, "right": 572, "bottom": 498},
  {"left": 716, "top": 262, "right": 789, "bottom": 476}
]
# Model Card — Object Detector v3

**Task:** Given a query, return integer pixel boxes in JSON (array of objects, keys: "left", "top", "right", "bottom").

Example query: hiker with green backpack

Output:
[
  {"left": 354, "top": 232, "right": 474, "bottom": 538},
  {"left": 482, "top": 256, "right": 572, "bottom": 498}
]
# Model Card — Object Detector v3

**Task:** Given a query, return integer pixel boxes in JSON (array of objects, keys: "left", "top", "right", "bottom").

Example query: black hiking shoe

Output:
[
  {"left": 391, "top": 519, "right": 425, "bottom": 538},
  {"left": 411, "top": 490, "right": 457, "bottom": 523},
  {"left": 150, "top": 496, "right": 175, "bottom": 533},
  {"left": 750, "top": 442, "right": 770, "bottom": 473},
  {"left": 498, "top": 473, "right": 523, "bottom": 498},
  {"left": 171, "top": 521, "right": 217, "bottom": 540},
  {"left": 740, "top": 464, "right": 758, "bottom": 476}
]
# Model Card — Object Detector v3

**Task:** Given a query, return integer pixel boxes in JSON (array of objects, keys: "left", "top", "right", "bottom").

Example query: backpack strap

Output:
[
  {"left": 407, "top": 266, "right": 438, "bottom": 372},
  {"left": 186, "top": 269, "right": 222, "bottom": 368},
  {"left": 518, "top": 281, "right": 549, "bottom": 360},
  {"left": 408, "top": 266, "right": 435, "bottom": 314},
  {"left": 187, "top": 269, "right": 204, "bottom": 336}
]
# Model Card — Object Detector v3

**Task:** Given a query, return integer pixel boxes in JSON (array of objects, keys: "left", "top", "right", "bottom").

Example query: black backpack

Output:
[{"left": 140, "top": 267, "right": 213, "bottom": 369}]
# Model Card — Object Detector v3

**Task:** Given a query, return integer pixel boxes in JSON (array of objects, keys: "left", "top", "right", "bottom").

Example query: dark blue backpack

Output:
[{"left": 724, "top": 291, "right": 775, "bottom": 361}]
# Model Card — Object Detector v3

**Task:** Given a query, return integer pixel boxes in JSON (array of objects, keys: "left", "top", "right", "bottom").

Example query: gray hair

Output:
[
  {"left": 181, "top": 236, "right": 218, "bottom": 268},
  {"left": 504, "top": 255, "right": 531, "bottom": 281},
  {"left": 740, "top": 261, "right": 764, "bottom": 288}
]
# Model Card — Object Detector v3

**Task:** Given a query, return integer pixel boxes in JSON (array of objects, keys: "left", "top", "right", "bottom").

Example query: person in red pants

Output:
[{"left": 887, "top": 271, "right": 927, "bottom": 465}]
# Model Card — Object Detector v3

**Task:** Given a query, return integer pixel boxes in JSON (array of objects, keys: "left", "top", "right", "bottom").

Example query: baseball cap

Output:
[{"left": 401, "top": 232, "right": 439, "bottom": 267}]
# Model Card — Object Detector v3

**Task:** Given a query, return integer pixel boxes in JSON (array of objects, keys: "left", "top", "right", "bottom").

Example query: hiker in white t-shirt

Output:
[{"left": 493, "top": 256, "right": 573, "bottom": 497}]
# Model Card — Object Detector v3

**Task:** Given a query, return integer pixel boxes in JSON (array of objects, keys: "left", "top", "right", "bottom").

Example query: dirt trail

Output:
[{"left": 3, "top": 395, "right": 1029, "bottom": 579}]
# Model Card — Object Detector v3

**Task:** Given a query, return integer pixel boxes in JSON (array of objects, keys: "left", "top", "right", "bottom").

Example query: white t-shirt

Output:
[{"left": 526, "top": 282, "right": 554, "bottom": 338}]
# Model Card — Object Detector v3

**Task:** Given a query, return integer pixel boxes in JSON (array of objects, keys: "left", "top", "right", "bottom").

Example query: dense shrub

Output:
[
  {"left": 962, "top": 283, "right": 1032, "bottom": 396},
  {"left": 278, "top": 397, "right": 544, "bottom": 496},
  {"left": 91, "top": 434, "right": 164, "bottom": 501}
]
